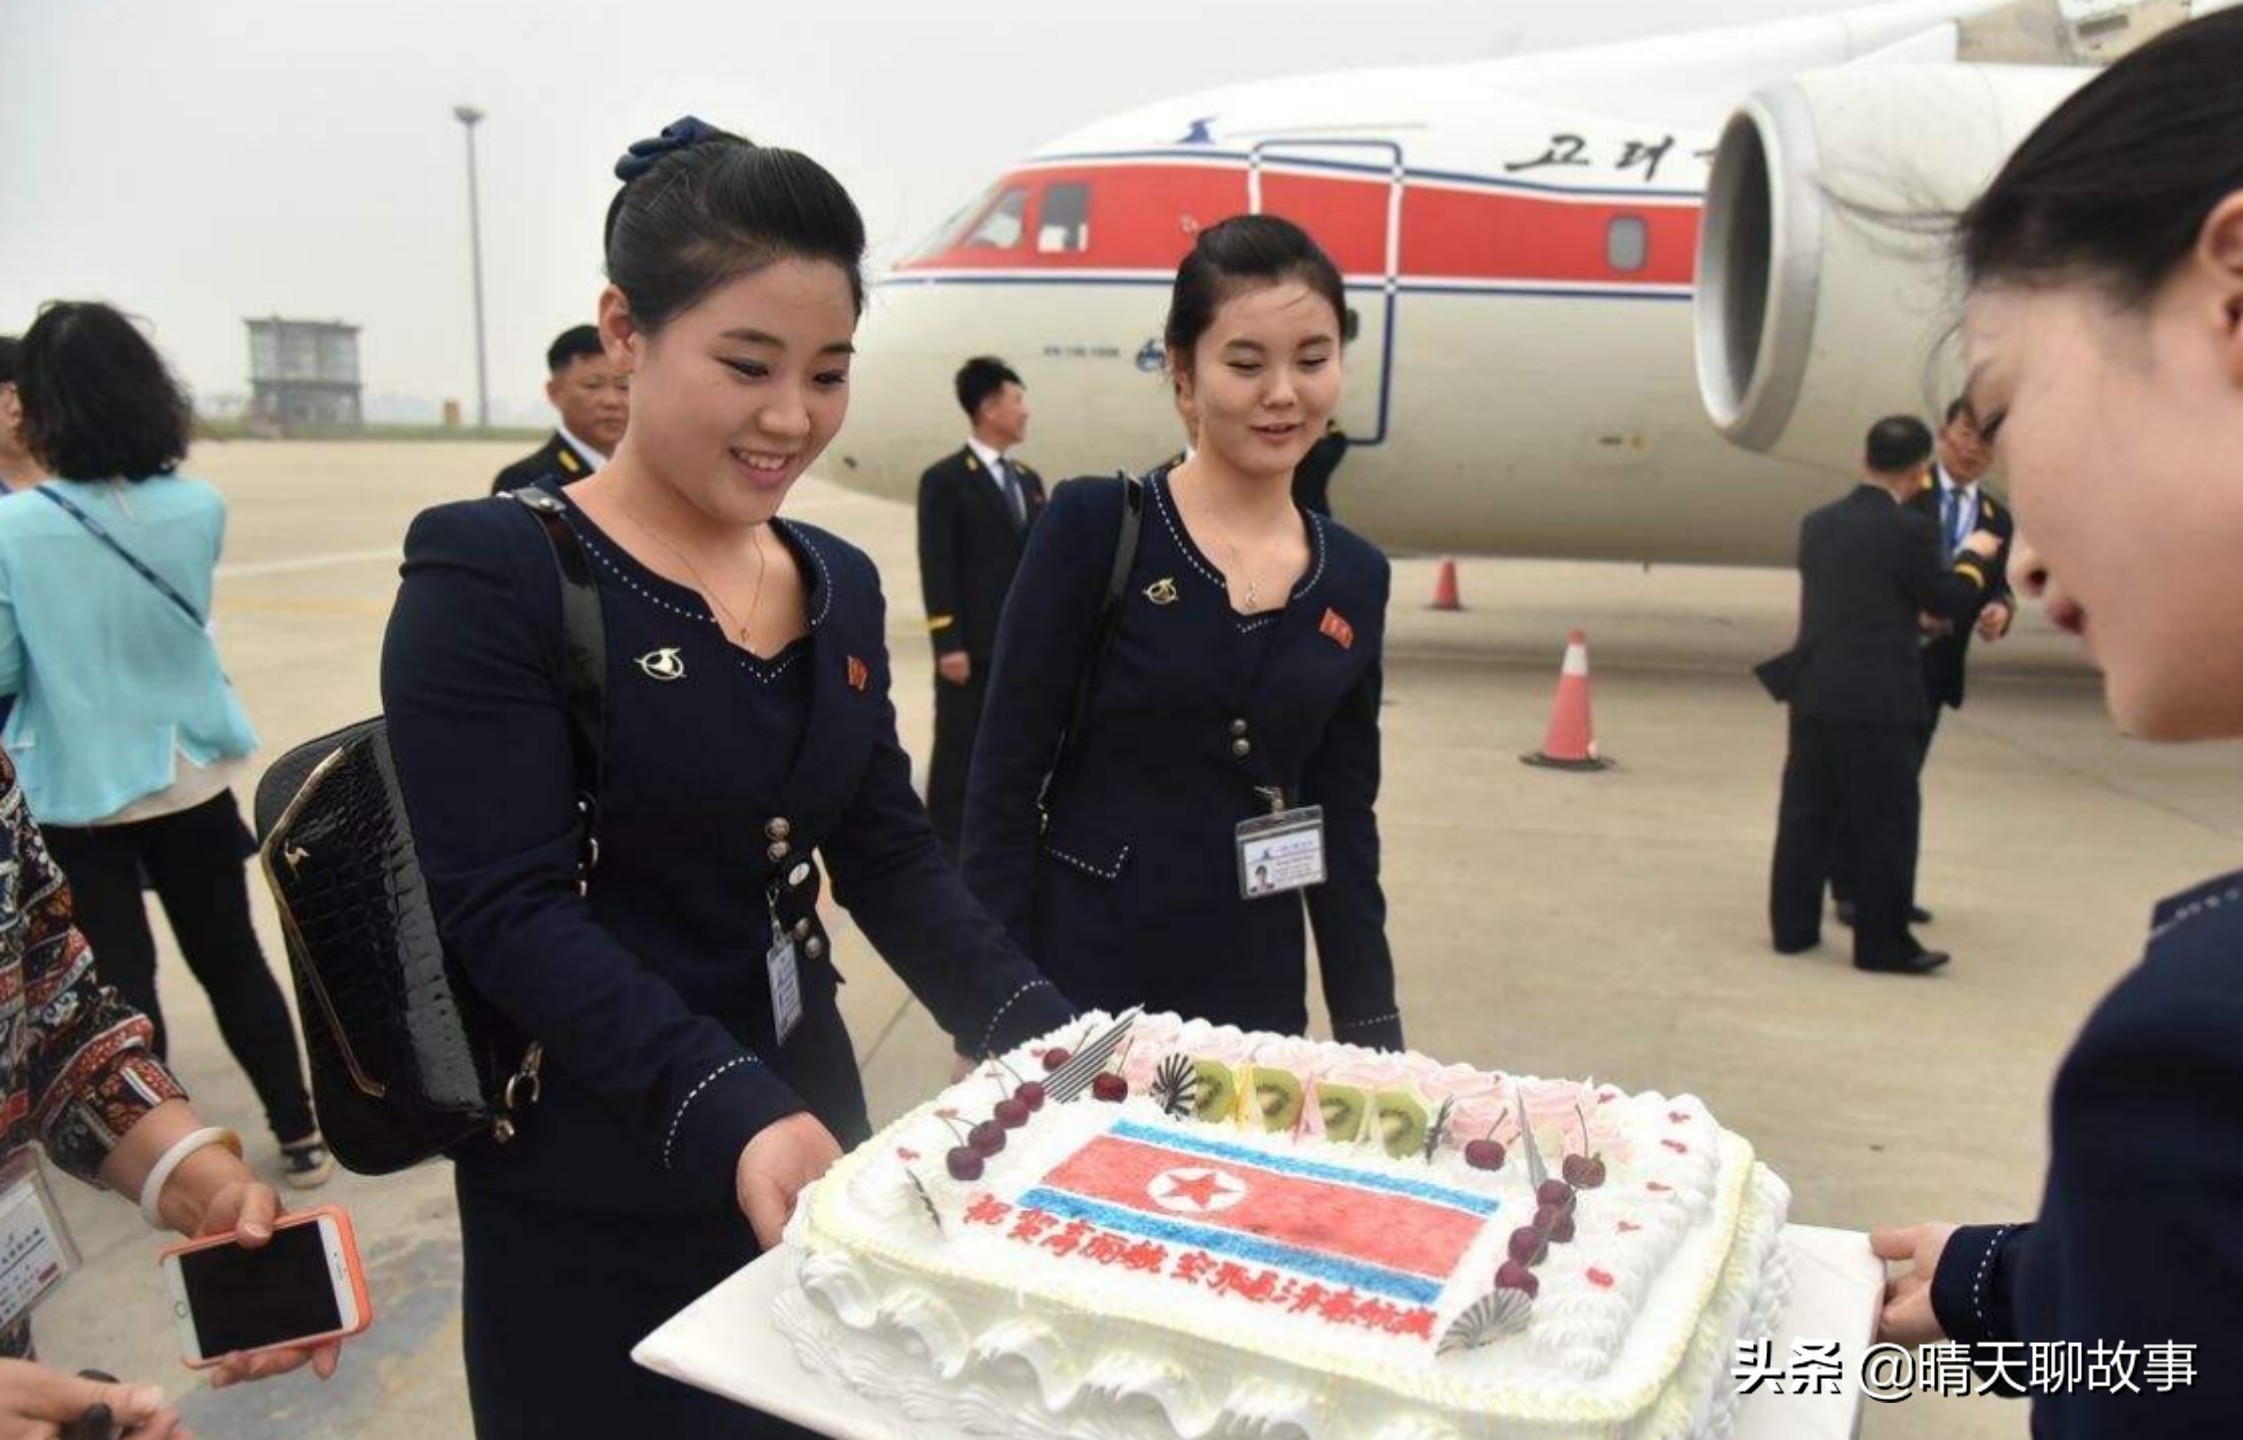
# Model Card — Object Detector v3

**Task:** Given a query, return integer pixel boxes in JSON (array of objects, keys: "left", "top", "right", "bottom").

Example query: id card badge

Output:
[
  {"left": 0, "top": 1150, "right": 78, "bottom": 1331},
  {"left": 766, "top": 930, "right": 805, "bottom": 1047},
  {"left": 1236, "top": 805, "right": 1327, "bottom": 900}
]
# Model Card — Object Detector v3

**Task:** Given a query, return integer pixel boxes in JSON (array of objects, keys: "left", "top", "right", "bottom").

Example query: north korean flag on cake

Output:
[{"left": 1018, "top": 1119, "right": 1502, "bottom": 1306}]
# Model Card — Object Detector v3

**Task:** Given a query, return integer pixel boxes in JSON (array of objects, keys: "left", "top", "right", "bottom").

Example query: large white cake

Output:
[{"left": 775, "top": 1012, "right": 1791, "bottom": 1439}]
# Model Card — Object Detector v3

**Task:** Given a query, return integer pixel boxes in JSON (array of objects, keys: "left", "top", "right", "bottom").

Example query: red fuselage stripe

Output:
[{"left": 901, "top": 161, "right": 1701, "bottom": 287}]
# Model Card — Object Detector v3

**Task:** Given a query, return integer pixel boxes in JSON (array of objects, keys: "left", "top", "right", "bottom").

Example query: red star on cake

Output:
[{"left": 1148, "top": 1167, "right": 1247, "bottom": 1214}]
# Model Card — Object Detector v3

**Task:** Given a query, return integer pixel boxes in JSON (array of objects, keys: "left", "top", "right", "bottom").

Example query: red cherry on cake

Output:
[
  {"left": 968, "top": 1120, "right": 1007, "bottom": 1156},
  {"left": 1015, "top": 1082, "right": 1047, "bottom": 1112},
  {"left": 994, "top": 1098, "right": 1031, "bottom": 1129},
  {"left": 1533, "top": 1203, "right": 1563, "bottom": 1235},
  {"left": 1537, "top": 1179, "right": 1576, "bottom": 1212},
  {"left": 1563, "top": 1153, "right": 1610, "bottom": 1188},
  {"left": 1507, "top": 1226, "right": 1547, "bottom": 1266},
  {"left": 1041, "top": 1047, "right": 1072, "bottom": 1073},
  {"left": 1495, "top": 1261, "right": 1541, "bottom": 1299},
  {"left": 945, "top": 1146, "right": 985, "bottom": 1182},
  {"left": 1092, "top": 1072, "right": 1129, "bottom": 1103},
  {"left": 1550, "top": 1212, "right": 1577, "bottom": 1244},
  {"left": 1464, "top": 1138, "right": 1507, "bottom": 1171}
]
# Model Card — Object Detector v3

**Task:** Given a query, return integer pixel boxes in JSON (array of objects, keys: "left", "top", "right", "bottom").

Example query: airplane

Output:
[{"left": 827, "top": 0, "right": 2189, "bottom": 566}]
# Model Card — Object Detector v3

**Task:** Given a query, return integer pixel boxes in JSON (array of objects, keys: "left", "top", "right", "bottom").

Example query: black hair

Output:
[
  {"left": 1942, "top": 395, "right": 1975, "bottom": 427},
  {"left": 1959, "top": 7, "right": 2243, "bottom": 299},
  {"left": 1163, "top": 215, "right": 1347, "bottom": 369},
  {"left": 954, "top": 356, "right": 1022, "bottom": 419},
  {"left": 604, "top": 117, "right": 868, "bottom": 335},
  {"left": 0, "top": 336, "right": 19, "bottom": 387},
  {"left": 17, "top": 302, "right": 193, "bottom": 482},
  {"left": 1865, "top": 415, "right": 1934, "bottom": 475},
  {"left": 546, "top": 324, "right": 606, "bottom": 375}
]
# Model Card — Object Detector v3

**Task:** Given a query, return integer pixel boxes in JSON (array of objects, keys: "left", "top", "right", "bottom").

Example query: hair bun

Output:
[{"left": 614, "top": 116, "right": 730, "bottom": 183}]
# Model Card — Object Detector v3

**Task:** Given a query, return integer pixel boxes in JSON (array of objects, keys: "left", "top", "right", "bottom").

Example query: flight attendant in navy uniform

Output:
[
  {"left": 382, "top": 120, "right": 1072, "bottom": 1440},
  {"left": 1872, "top": 14, "right": 2243, "bottom": 1433},
  {"left": 964, "top": 215, "right": 1403, "bottom": 1053}
]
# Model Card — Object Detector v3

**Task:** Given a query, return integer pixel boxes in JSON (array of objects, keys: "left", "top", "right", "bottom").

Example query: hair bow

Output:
[{"left": 615, "top": 116, "right": 721, "bottom": 183}]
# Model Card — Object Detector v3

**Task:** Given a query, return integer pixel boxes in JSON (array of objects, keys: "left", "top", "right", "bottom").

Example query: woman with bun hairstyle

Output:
[
  {"left": 963, "top": 215, "right": 1404, "bottom": 1055},
  {"left": 1871, "top": 12, "right": 2243, "bottom": 1433},
  {"left": 380, "top": 119, "right": 1072, "bottom": 1437}
]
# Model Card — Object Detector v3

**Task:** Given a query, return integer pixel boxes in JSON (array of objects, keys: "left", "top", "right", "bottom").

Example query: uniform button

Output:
[
  {"left": 1230, "top": 719, "right": 1249, "bottom": 737},
  {"left": 805, "top": 937, "right": 826, "bottom": 961},
  {"left": 765, "top": 818, "right": 792, "bottom": 842},
  {"left": 788, "top": 862, "right": 812, "bottom": 888},
  {"left": 1232, "top": 738, "right": 1252, "bottom": 759},
  {"left": 793, "top": 919, "right": 813, "bottom": 941},
  {"left": 767, "top": 841, "right": 791, "bottom": 863}
]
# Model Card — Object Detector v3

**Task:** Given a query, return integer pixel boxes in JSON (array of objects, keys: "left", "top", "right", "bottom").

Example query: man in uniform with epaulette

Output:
[
  {"left": 488, "top": 325, "right": 630, "bottom": 495},
  {"left": 915, "top": 357, "right": 1043, "bottom": 855}
]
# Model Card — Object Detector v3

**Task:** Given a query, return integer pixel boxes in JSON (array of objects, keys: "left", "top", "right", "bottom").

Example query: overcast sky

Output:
[{"left": 5, "top": 0, "right": 1859, "bottom": 424}]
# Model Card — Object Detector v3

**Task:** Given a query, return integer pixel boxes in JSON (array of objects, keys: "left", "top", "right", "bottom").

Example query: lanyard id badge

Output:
[
  {"left": 1237, "top": 805, "right": 1327, "bottom": 900},
  {"left": 0, "top": 1150, "right": 78, "bottom": 1331},
  {"left": 765, "top": 899, "right": 804, "bottom": 1047}
]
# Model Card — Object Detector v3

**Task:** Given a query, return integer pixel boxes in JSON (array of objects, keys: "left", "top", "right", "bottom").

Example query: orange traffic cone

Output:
[
  {"left": 1431, "top": 557, "right": 1463, "bottom": 611},
  {"left": 1522, "top": 630, "right": 1614, "bottom": 771}
]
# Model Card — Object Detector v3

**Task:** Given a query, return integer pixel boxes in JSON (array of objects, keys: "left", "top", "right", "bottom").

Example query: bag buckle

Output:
[{"left": 493, "top": 1043, "right": 546, "bottom": 1143}]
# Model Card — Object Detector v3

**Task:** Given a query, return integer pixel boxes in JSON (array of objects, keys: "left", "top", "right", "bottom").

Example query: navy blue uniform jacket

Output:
[
  {"left": 1933, "top": 868, "right": 2243, "bottom": 1434},
  {"left": 962, "top": 470, "right": 1402, "bottom": 1052},
  {"left": 381, "top": 494, "right": 1072, "bottom": 1215}
]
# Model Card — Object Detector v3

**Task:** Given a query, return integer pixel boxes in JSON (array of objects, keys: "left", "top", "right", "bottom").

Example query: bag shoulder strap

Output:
[
  {"left": 507, "top": 489, "right": 607, "bottom": 873},
  {"left": 1043, "top": 473, "right": 1144, "bottom": 807},
  {"left": 36, "top": 484, "right": 206, "bottom": 628}
]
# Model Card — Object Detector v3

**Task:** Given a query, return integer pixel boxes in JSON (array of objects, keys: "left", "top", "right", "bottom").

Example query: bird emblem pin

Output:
[{"left": 636, "top": 648, "right": 687, "bottom": 682}]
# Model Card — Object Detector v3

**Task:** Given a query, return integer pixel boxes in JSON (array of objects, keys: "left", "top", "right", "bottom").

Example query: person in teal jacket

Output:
[{"left": 0, "top": 301, "right": 327, "bottom": 1188}]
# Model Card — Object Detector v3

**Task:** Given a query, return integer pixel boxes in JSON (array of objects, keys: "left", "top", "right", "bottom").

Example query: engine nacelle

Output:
[{"left": 1694, "top": 64, "right": 2086, "bottom": 471}]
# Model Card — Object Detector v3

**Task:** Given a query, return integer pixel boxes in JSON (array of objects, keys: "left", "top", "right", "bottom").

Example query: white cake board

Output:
[{"left": 634, "top": 1224, "right": 1884, "bottom": 1440}]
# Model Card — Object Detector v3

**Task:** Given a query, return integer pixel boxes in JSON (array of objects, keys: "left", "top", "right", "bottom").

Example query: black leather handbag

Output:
[{"left": 252, "top": 489, "right": 606, "bottom": 1175}]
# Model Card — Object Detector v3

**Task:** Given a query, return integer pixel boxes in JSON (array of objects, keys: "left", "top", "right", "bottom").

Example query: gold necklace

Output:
[
  {"left": 620, "top": 502, "right": 770, "bottom": 647},
  {"left": 1182, "top": 470, "right": 1274, "bottom": 614}
]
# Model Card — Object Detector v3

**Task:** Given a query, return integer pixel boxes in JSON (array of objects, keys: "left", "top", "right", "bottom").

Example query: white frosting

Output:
[{"left": 778, "top": 1013, "right": 1793, "bottom": 1439}]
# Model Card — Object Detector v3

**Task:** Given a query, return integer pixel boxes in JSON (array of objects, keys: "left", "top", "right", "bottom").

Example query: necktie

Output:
[
  {"left": 1941, "top": 487, "right": 1963, "bottom": 562},
  {"left": 997, "top": 458, "right": 1026, "bottom": 528}
]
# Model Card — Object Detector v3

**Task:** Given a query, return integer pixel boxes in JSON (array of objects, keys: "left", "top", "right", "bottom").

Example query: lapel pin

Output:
[
  {"left": 846, "top": 656, "right": 870, "bottom": 692},
  {"left": 636, "top": 647, "right": 687, "bottom": 681},
  {"left": 1319, "top": 608, "right": 1355, "bottom": 650},
  {"left": 1144, "top": 578, "right": 1180, "bottom": 607}
]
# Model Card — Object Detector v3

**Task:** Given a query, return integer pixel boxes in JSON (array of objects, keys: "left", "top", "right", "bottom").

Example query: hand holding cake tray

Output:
[{"left": 640, "top": 1010, "right": 1874, "bottom": 1440}]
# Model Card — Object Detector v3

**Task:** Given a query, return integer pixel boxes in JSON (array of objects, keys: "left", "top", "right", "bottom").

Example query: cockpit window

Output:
[
  {"left": 1036, "top": 183, "right": 1092, "bottom": 253},
  {"left": 962, "top": 187, "right": 1031, "bottom": 250}
]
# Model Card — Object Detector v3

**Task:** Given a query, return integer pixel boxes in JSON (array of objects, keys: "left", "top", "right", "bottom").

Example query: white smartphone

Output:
[{"left": 158, "top": 1206, "right": 371, "bottom": 1367}]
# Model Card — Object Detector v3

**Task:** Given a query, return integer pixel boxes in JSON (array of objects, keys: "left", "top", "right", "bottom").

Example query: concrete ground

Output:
[{"left": 33, "top": 441, "right": 2243, "bottom": 1439}]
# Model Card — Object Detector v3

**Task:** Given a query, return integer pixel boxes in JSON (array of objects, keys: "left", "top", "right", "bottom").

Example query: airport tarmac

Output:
[{"left": 34, "top": 440, "right": 2242, "bottom": 1440}]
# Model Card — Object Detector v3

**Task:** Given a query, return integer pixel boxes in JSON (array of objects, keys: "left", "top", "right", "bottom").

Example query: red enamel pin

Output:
[
  {"left": 1319, "top": 608, "right": 1355, "bottom": 650},
  {"left": 846, "top": 656, "right": 870, "bottom": 692}
]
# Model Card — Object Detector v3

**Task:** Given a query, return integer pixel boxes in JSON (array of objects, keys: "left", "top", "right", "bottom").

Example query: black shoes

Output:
[
  {"left": 1834, "top": 901, "right": 1934, "bottom": 927},
  {"left": 1773, "top": 936, "right": 1820, "bottom": 956},
  {"left": 1856, "top": 949, "right": 1950, "bottom": 975}
]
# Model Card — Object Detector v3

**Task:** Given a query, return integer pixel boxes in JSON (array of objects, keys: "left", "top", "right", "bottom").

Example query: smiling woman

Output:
[
  {"left": 376, "top": 117, "right": 1074, "bottom": 1440},
  {"left": 961, "top": 215, "right": 1406, "bottom": 1061}
]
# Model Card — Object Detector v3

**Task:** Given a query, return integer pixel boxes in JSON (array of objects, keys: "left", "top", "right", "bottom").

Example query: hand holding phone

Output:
[{"left": 159, "top": 1207, "right": 370, "bottom": 1374}]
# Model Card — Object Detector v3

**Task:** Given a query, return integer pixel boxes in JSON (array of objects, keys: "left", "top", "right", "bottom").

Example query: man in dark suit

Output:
[
  {"left": 488, "top": 325, "right": 630, "bottom": 495},
  {"left": 1765, "top": 417, "right": 2001, "bottom": 974},
  {"left": 1909, "top": 397, "right": 2017, "bottom": 751},
  {"left": 916, "top": 357, "right": 1045, "bottom": 854}
]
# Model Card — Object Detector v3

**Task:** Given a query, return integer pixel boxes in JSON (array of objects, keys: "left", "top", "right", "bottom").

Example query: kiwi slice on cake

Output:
[
  {"left": 1191, "top": 1059, "right": 1239, "bottom": 1123},
  {"left": 1374, "top": 1089, "right": 1431, "bottom": 1160},
  {"left": 1318, "top": 1081, "right": 1369, "bottom": 1142},
  {"left": 1252, "top": 1068, "right": 1305, "bottom": 1132}
]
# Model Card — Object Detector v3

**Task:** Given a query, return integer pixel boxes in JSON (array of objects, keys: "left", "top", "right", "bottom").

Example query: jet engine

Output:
[{"left": 1693, "top": 64, "right": 2086, "bottom": 470}]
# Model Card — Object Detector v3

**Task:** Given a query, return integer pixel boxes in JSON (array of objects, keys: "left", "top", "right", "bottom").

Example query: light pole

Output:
[{"left": 453, "top": 104, "right": 491, "bottom": 430}]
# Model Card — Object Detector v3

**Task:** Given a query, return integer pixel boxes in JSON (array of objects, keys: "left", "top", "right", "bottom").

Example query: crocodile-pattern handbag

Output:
[{"left": 252, "top": 489, "right": 605, "bottom": 1174}]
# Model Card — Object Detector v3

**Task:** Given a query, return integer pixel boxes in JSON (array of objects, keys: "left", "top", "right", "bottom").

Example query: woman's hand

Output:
[
  {"left": 1869, "top": 1223, "right": 1957, "bottom": 1347},
  {"left": 184, "top": 1164, "right": 343, "bottom": 1391},
  {"left": 0, "top": 1358, "right": 182, "bottom": 1439},
  {"left": 737, "top": 1113, "right": 844, "bottom": 1249}
]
